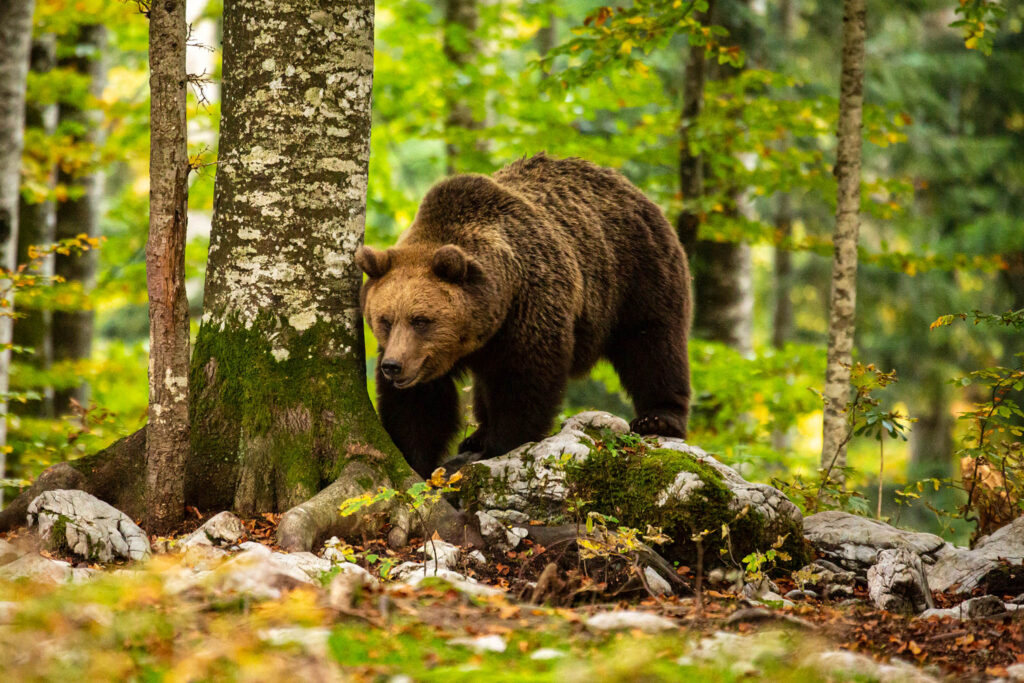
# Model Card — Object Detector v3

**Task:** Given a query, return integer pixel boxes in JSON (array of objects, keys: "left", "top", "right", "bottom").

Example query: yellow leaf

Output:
[
  {"left": 619, "top": 40, "right": 634, "bottom": 55},
  {"left": 626, "top": 16, "right": 644, "bottom": 24}
]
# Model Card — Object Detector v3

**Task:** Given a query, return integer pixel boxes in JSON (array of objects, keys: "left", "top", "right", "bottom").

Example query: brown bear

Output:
[{"left": 356, "top": 153, "right": 691, "bottom": 478}]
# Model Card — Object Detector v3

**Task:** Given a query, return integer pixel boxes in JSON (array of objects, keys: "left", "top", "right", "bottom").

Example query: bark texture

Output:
[
  {"left": 1, "top": 0, "right": 474, "bottom": 551},
  {"left": 443, "top": 0, "right": 484, "bottom": 173},
  {"left": 53, "top": 25, "right": 106, "bottom": 415},
  {"left": 0, "top": 0, "right": 36, "bottom": 498},
  {"left": 146, "top": 0, "right": 192, "bottom": 533},
  {"left": 14, "top": 36, "right": 59, "bottom": 419},
  {"left": 820, "top": 0, "right": 867, "bottom": 477}
]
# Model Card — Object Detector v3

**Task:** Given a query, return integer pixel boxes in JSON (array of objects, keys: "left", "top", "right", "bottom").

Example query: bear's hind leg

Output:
[
  {"left": 377, "top": 364, "right": 460, "bottom": 478},
  {"left": 607, "top": 323, "right": 690, "bottom": 439}
]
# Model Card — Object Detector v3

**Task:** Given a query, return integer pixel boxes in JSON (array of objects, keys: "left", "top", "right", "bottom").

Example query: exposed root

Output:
[{"left": 0, "top": 428, "right": 147, "bottom": 532}]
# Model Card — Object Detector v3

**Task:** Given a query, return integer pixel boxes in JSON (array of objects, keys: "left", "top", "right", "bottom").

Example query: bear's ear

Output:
[
  {"left": 431, "top": 244, "right": 476, "bottom": 284},
  {"left": 355, "top": 245, "right": 392, "bottom": 279}
]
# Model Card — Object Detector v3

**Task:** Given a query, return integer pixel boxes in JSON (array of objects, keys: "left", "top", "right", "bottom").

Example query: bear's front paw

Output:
[{"left": 630, "top": 413, "right": 687, "bottom": 439}]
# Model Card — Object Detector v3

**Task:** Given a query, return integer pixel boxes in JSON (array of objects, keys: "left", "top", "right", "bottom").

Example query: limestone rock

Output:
[
  {"left": 416, "top": 539, "right": 461, "bottom": 570},
  {"left": 179, "top": 512, "right": 246, "bottom": 548},
  {"left": 867, "top": 548, "right": 935, "bottom": 614},
  {"left": 27, "top": 490, "right": 150, "bottom": 562},
  {"left": 643, "top": 566, "right": 673, "bottom": 595},
  {"left": 809, "top": 650, "right": 938, "bottom": 683},
  {"left": 462, "top": 411, "right": 804, "bottom": 564},
  {"left": 586, "top": 610, "right": 677, "bottom": 633},
  {"left": 926, "top": 516, "right": 1024, "bottom": 594},
  {"left": 918, "top": 594, "right": 1021, "bottom": 620},
  {"left": 447, "top": 634, "right": 507, "bottom": 653},
  {"left": 0, "top": 553, "right": 73, "bottom": 583},
  {"left": 803, "top": 511, "right": 947, "bottom": 572}
]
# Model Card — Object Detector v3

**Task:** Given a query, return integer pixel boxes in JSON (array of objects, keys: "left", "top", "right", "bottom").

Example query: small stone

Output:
[
  {"left": 259, "top": 627, "right": 331, "bottom": 656},
  {"left": 447, "top": 634, "right": 507, "bottom": 653},
  {"left": 918, "top": 594, "right": 1011, "bottom": 620},
  {"left": 1006, "top": 662, "right": 1024, "bottom": 681},
  {"left": 468, "top": 550, "right": 487, "bottom": 564},
  {"left": 644, "top": 566, "right": 673, "bottom": 595},
  {"left": 530, "top": 648, "right": 566, "bottom": 660},
  {"left": 784, "top": 589, "right": 819, "bottom": 601},
  {"left": 326, "top": 570, "right": 365, "bottom": 611},
  {"left": 586, "top": 610, "right": 676, "bottom": 633},
  {"left": 416, "top": 539, "right": 461, "bottom": 570},
  {"left": 180, "top": 512, "right": 246, "bottom": 548},
  {"left": 867, "top": 547, "right": 935, "bottom": 614}
]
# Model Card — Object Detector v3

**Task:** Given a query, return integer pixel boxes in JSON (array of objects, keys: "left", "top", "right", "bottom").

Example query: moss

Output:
[
  {"left": 187, "top": 311, "right": 409, "bottom": 511},
  {"left": 355, "top": 476, "right": 373, "bottom": 491},
  {"left": 564, "top": 435, "right": 806, "bottom": 567}
]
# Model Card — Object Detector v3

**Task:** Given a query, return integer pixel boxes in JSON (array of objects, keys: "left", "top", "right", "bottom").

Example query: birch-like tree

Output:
[
  {"left": 0, "top": 0, "right": 36, "bottom": 499},
  {"left": 821, "top": 0, "right": 867, "bottom": 479},
  {"left": 146, "top": 0, "right": 191, "bottom": 533},
  {"left": 0, "top": 0, "right": 470, "bottom": 550}
]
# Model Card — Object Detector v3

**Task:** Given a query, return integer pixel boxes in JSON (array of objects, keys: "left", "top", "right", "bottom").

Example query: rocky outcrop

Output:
[
  {"left": 460, "top": 411, "right": 805, "bottom": 566},
  {"left": 27, "top": 490, "right": 150, "bottom": 562},
  {"left": 926, "top": 516, "right": 1024, "bottom": 594},
  {"left": 803, "top": 511, "right": 948, "bottom": 572}
]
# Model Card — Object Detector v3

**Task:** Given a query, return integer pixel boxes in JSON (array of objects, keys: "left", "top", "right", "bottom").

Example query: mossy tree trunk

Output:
[{"left": 2, "top": 0, "right": 472, "bottom": 550}]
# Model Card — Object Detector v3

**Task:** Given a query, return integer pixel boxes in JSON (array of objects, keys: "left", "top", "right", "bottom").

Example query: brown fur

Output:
[{"left": 357, "top": 153, "right": 692, "bottom": 477}]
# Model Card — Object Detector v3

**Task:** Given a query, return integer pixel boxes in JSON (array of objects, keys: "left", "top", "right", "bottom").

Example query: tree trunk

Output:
[
  {"left": 771, "top": 0, "right": 795, "bottom": 351},
  {"left": 1, "top": 0, "right": 475, "bottom": 552},
  {"left": 820, "top": 0, "right": 867, "bottom": 479},
  {"left": 676, "top": 3, "right": 711, "bottom": 258},
  {"left": 145, "top": 0, "right": 192, "bottom": 533},
  {"left": 909, "top": 389, "right": 953, "bottom": 478},
  {"left": 0, "top": 0, "right": 36, "bottom": 501},
  {"left": 444, "top": 0, "right": 483, "bottom": 174},
  {"left": 14, "top": 36, "right": 59, "bottom": 419},
  {"left": 680, "top": 0, "right": 753, "bottom": 355},
  {"left": 53, "top": 25, "right": 106, "bottom": 416}
]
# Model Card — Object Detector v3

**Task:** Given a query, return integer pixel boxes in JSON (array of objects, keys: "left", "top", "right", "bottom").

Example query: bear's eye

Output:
[
  {"left": 379, "top": 317, "right": 392, "bottom": 333},
  {"left": 411, "top": 316, "right": 433, "bottom": 331}
]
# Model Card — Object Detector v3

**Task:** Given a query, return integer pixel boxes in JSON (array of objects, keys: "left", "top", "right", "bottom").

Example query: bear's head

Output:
[{"left": 356, "top": 242, "right": 496, "bottom": 388}]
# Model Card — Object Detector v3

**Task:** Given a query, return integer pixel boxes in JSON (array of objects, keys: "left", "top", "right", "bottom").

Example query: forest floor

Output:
[{"left": 1, "top": 513, "right": 1022, "bottom": 682}]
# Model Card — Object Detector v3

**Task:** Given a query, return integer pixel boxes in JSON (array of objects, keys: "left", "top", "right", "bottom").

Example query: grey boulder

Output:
[{"left": 27, "top": 490, "right": 150, "bottom": 562}]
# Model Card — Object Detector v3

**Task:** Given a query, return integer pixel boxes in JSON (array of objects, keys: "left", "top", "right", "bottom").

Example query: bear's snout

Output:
[{"left": 380, "top": 359, "right": 403, "bottom": 379}]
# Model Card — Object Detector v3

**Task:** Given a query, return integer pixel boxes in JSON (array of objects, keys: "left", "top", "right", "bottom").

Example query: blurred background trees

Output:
[{"left": 3, "top": 0, "right": 1022, "bottom": 543}]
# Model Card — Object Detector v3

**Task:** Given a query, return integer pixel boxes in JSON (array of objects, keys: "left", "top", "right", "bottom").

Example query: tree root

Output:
[
  {"left": 0, "top": 428, "right": 146, "bottom": 532},
  {"left": 276, "top": 460, "right": 484, "bottom": 552}
]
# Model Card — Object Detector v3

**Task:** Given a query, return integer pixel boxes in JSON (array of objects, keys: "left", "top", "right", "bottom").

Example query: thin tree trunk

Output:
[
  {"left": 145, "top": 0, "right": 192, "bottom": 534},
  {"left": 53, "top": 25, "right": 106, "bottom": 416},
  {"left": 676, "top": 2, "right": 712, "bottom": 258},
  {"left": 909, "top": 388, "right": 953, "bottom": 478},
  {"left": 771, "top": 0, "right": 795, "bottom": 350},
  {"left": 820, "top": 0, "right": 867, "bottom": 479},
  {"left": 444, "top": 0, "right": 483, "bottom": 174},
  {"left": 680, "top": 0, "right": 753, "bottom": 355},
  {"left": 14, "top": 36, "right": 59, "bottom": 419},
  {"left": 0, "top": 0, "right": 36, "bottom": 503}
]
